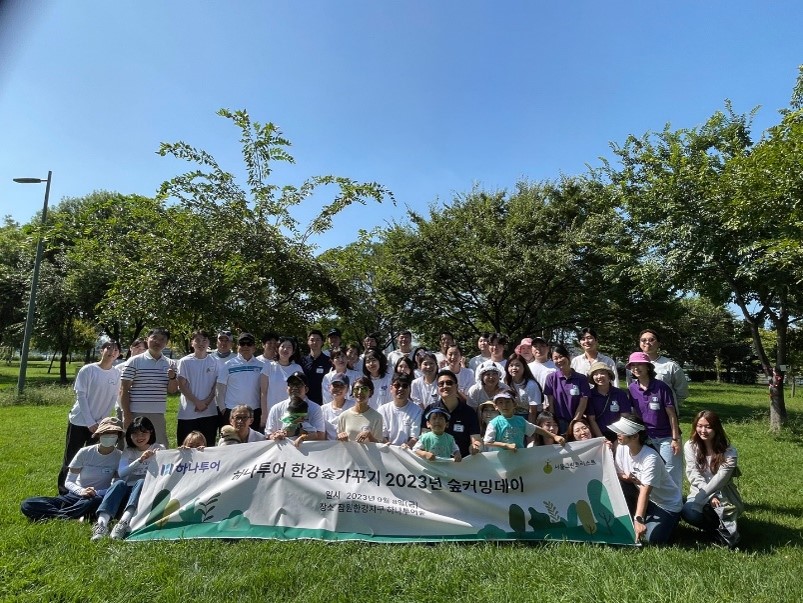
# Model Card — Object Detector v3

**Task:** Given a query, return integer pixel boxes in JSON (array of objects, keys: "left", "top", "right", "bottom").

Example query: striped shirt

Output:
[{"left": 121, "top": 351, "right": 176, "bottom": 414}]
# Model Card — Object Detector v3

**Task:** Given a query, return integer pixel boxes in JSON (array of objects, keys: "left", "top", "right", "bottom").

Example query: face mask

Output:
[{"left": 99, "top": 435, "right": 118, "bottom": 447}]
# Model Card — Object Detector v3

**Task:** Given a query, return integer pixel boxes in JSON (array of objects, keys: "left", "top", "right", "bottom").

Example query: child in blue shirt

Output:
[
  {"left": 413, "top": 408, "right": 461, "bottom": 461},
  {"left": 484, "top": 391, "right": 565, "bottom": 450}
]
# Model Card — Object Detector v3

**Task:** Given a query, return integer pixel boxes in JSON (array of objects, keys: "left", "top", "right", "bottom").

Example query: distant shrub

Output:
[{"left": 0, "top": 384, "right": 73, "bottom": 407}]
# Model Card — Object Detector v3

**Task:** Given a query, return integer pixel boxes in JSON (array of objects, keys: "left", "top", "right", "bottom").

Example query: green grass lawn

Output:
[{"left": 1, "top": 381, "right": 802, "bottom": 602}]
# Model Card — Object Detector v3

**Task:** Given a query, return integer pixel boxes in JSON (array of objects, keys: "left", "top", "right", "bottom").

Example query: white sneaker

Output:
[
  {"left": 110, "top": 520, "right": 131, "bottom": 540},
  {"left": 90, "top": 522, "right": 109, "bottom": 541}
]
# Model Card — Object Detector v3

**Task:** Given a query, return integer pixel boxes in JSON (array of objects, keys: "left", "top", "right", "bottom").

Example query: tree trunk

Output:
[
  {"left": 741, "top": 306, "right": 787, "bottom": 431},
  {"left": 60, "top": 348, "right": 69, "bottom": 385}
]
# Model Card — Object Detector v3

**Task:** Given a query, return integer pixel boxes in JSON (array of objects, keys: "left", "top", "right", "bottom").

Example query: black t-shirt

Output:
[
  {"left": 421, "top": 398, "right": 480, "bottom": 457},
  {"left": 300, "top": 353, "right": 332, "bottom": 405}
]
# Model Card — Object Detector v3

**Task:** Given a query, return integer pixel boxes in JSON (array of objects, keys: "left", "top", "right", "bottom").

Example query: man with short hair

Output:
[
  {"left": 325, "top": 328, "right": 342, "bottom": 357},
  {"left": 301, "top": 329, "right": 333, "bottom": 405},
  {"left": 379, "top": 373, "right": 422, "bottom": 447},
  {"left": 58, "top": 340, "right": 121, "bottom": 494},
  {"left": 216, "top": 332, "right": 269, "bottom": 432},
  {"left": 120, "top": 328, "right": 179, "bottom": 447},
  {"left": 528, "top": 336, "right": 556, "bottom": 390},
  {"left": 258, "top": 331, "right": 279, "bottom": 363},
  {"left": 267, "top": 372, "right": 326, "bottom": 441},
  {"left": 387, "top": 330, "right": 414, "bottom": 368},
  {"left": 635, "top": 328, "right": 689, "bottom": 409},
  {"left": 219, "top": 404, "right": 265, "bottom": 444},
  {"left": 176, "top": 330, "right": 221, "bottom": 446},
  {"left": 213, "top": 330, "right": 235, "bottom": 363}
]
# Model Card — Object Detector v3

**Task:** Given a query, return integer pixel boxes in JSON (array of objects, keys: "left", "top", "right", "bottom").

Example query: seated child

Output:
[
  {"left": 413, "top": 408, "right": 461, "bottom": 462},
  {"left": 485, "top": 391, "right": 565, "bottom": 451},
  {"left": 180, "top": 430, "right": 207, "bottom": 450}
]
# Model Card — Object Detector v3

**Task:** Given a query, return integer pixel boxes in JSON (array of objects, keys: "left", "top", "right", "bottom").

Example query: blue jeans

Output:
[
  {"left": 652, "top": 436, "right": 683, "bottom": 490},
  {"left": 97, "top": 479, "right": 144, "bottom": 517},
  {"left": 681, "top": 502, "right": 719, "bottom": 532},
  {"left": 21, "top": 493, "right": 101, "bottom": 521},
  {"left": 644, "top": 501, "right": 681, "bottom": 544}
]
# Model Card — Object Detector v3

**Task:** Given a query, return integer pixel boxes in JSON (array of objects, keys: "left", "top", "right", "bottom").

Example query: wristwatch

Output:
[{"left": 634, "top": 515, "right": 646, "bottom": 524}]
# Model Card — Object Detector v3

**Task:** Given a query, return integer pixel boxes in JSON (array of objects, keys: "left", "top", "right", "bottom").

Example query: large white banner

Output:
[{"left": 128, "top": 438, "right": 636, "bottom": 544}]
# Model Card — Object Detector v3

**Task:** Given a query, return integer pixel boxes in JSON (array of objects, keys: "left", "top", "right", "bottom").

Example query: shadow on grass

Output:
[{"left": 672, "top": 513, "right": 803, "bottom": 554}]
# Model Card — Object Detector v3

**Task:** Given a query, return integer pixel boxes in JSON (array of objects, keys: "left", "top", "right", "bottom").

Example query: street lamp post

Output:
[{"left": 13, "top": 171, "right": 52, "bottom": 395}]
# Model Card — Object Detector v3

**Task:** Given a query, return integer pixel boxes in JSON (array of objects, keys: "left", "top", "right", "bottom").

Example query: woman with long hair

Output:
[
  {"left": 362, "top": 347, "right": 392, "bottom": 408},
  {"left": 504, "top": 352, "right": 543, "bottom": 421},
  {"left": 266, "top": 336, "right": 304, "bottom": 408},
  {"left": 681, "top": 410, "right": 743, "bottom": 547}
]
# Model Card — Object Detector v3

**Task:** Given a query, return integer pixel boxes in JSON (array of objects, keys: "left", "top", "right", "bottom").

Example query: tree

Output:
[
  {"left": 0, "top": 218, "right": 28, "bottom": 349},
  {"left": 156, "top": 108, "right": 394, "bottom": 337},
  {"left": 601, "top": 72, "right": 803, "bottom": 430},
  {"left": 332, "top": 178, "right": 677, "bottom": 354}
]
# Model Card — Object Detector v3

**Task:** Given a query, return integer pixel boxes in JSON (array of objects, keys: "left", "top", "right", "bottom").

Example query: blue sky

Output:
[{"left": 1, "top": 1, "right": 801, "bottom": 251}]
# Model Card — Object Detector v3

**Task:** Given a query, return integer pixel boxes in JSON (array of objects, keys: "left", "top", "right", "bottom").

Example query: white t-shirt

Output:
[
  {"left": 452, "top": 367, "right": 475, "bottom": 395},
  {"left": 177, "top": 354, "right": 222, "bottom": 420},
  {"left": 468, "top": 353, "right": 491, "bottom": 371},
  {"left": 378, "top": 400, "right": 422, "bottom": 445},
  {"left": 570, "top": 352, "right": 619, "bottom": 388},
  {"left": 410, "top": 375, "right": 438, "bottom": 409},
  {"left": 265, "top": 361, "right": 304, "bottom": 409},
  {"left": 266, "top": 397, "right": 325, "bottom": 436},
  {"left": 528, "top": 360, "right": 556, "bottom": 390},
  {"left": 320, "top": 369, "right": 362, "bottom": 405},
  {"left": 368, "top": 373, "right": 393, "bottom": 409},
  {"left": 621, "top": 444, "right": 682, "bottom": 513},
  {"left": 218, "top": 355, "right": 264, "bottom": 410},
  {"left": 320, "top": 399, "right": 356, "bottom": 440},
  {"left": 69, "top": 444, "right": 122, "bottom": 490},
  {"left": 69, "top": 363, "right": 120, "bottom": 426},
  {"left": 508, "top": 379, "right": 543, "bottom": 413}
]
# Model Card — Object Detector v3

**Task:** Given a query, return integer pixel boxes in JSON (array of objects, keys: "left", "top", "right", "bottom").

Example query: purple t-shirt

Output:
[
  {"left": 628, "top": 379, "right": 675, "bottom": 438},
  {"left": 543, "top": 370, "right": 590, "bottom": 423},
  {"left": 587, "top": 386, "right": 631, "bottom": 433}
]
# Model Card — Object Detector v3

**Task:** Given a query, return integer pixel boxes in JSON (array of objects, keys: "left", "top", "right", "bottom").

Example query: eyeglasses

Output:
[
  {"left": 239, "top": 342, "right": 255, "bottom": 347},
  {"left": 437, "top": 380, "right": 454, "bottom": 387},
  {"left": 232, "top": 415, "right": 251, "bottom": 422}
]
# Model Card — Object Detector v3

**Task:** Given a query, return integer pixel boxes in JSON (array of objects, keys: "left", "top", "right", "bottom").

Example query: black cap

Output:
[{"left": 287, "top": 371, "right": 307, "bottom": 385}]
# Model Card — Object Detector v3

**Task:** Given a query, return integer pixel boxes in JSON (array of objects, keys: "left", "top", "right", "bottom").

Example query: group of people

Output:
[{"left": 21, "top": 325, "right": 742, "bottom": 547}]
